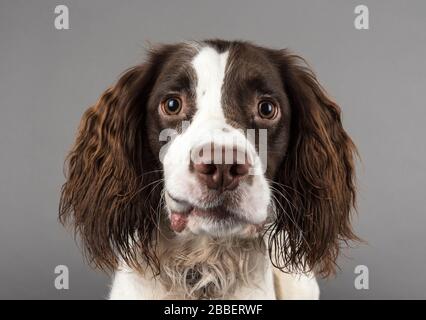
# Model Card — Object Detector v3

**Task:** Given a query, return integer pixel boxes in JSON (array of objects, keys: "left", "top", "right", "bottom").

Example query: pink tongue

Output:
[{"left": 170, "top": 212, "right": 188, "bottom": 233}]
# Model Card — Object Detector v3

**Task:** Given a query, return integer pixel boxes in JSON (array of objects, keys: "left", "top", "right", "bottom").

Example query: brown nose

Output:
[{"left": 192, "top": 146, "right": 250, "bottom": 191}]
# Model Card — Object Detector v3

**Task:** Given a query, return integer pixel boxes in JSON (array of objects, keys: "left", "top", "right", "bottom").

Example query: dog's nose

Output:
[{"left": 192, "top": 146, "right": 250, "bottom": 191}]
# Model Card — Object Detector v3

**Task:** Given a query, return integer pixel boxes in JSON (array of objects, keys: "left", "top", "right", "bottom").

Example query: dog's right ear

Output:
[{"left": 59, "top": 46, "right": 171, "bottom": 274}]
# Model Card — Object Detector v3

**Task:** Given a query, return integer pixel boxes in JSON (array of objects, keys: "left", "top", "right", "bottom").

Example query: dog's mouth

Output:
[
  {"left": 170, "top": 206, "right": 237, "bottom": 232},
  {"left": 166, "top": 192, "right": 265, "bottom": 234}
]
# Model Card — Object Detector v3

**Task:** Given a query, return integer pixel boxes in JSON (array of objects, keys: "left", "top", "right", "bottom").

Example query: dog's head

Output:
[{"left": 60, "top": 40, "right": 357, "bottom": 276}]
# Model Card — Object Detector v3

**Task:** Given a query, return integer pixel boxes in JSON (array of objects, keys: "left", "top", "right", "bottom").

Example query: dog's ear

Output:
[
  {"left": 59, "top": 48, "right": 170, "bottom": 274},
  {"left": 268, "top": 50, "right": 359, "bottom": 277}
]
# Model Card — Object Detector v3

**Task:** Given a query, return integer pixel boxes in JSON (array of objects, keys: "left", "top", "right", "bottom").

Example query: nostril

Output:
[
  {"left": 193, "top": 162, "right": 222, "bottom": 190},
  {"left": 229, "top": 164, "right": 239, "bottom": 177},
  {"left": 203, "top": 164, "right": 217, "bottom": 175},
  {"left": 194, "top": 163, "right": 217, "bottom": 175},
  {"left": 230, "top": 163, "right": 249, "bottom": 177}
]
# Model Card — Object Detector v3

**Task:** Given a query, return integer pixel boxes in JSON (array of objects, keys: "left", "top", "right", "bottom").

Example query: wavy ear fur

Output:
[
  {"left": 268, "top": 50, "right": 359, "bottom": 277},
  {"left": 59, "top": 48, "right": 171, "bottom": 274}
]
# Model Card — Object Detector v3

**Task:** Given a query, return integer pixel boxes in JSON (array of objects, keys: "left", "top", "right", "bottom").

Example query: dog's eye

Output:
[
  {"left": 258, "top": 100, "right": 277, "bottom": 119},
  {"left": 162, "top": 97, "right": 182, "bottom": 115}
]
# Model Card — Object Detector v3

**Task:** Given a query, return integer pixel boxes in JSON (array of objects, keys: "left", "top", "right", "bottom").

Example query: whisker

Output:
[
  {"left": 269, "top": 192, "right": 311, "bottom": 253},
  {"left": 135, "top": 169, "right": 164, "bottom": 179}
]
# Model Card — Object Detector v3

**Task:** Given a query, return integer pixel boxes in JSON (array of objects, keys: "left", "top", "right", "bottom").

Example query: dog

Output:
[{"left": 59, "top": 39, "right": 358, "bottom": 299}]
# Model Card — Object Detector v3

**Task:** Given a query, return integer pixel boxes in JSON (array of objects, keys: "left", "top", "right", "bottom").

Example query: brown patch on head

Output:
[
  {"left": 145, "top": 43, "right": 199, "bottom": 157},
  {"left": 203, "top": 40, "right": 292, "bottom": 179}
]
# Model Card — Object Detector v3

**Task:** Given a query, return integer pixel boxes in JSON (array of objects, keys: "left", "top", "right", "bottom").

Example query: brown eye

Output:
[
  {"left": 162, "top": 97, "right": 182, "bottom": 115},
  {"left": 258, "top": 100, "right": 277, "bottom": 119}
]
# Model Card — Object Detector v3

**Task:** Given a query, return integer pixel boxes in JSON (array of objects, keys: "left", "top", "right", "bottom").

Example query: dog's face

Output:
[
  {"left": 60, "top": 40, "right": 357, "bottom": 276},
  {"left": 144, "top": 42, "right": 291, "bottom": 237}
]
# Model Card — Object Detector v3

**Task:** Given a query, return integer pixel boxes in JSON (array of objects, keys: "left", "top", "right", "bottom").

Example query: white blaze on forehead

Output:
[
  {"left": 188, "top": 46, "right": 257, "bottom": 166},
  {"left": 162, "top": 45, "right": 270, "bottom": 230},
  {"left": 191, "top": 47, "right": 229, "bottom": 122}
]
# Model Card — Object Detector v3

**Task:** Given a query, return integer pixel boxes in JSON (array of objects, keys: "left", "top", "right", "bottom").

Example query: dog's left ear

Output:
[{"left": 268, "top": 50, "right": 359, "bottom": 277}]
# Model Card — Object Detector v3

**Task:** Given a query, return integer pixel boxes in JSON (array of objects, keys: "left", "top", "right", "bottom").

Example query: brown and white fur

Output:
[{"left": 59, "top": 40, "right": 358, "bottom": 300}]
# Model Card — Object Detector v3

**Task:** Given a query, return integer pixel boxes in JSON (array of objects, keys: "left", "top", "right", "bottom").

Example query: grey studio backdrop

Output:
[{"left": 1, "top": 0, "right": 425, "bottom": 299}]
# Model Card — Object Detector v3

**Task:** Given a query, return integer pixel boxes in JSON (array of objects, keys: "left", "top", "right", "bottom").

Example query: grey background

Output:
[{"left": 1, "top": 0, "right": 425, "bottom": 299}]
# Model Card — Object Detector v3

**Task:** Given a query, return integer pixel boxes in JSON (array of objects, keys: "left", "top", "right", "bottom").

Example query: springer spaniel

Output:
[{"left": 59, "top": 40, "right": 358, "bottom": 300}]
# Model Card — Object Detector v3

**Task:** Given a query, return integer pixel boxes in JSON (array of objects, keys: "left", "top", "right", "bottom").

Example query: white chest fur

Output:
[{"left": 108, "top": 233, "right": 319, "bottom": 300}]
